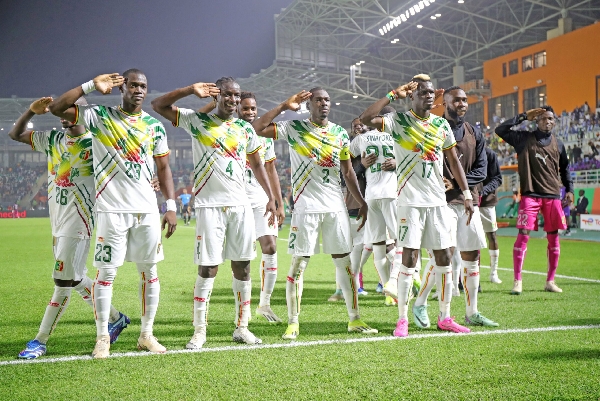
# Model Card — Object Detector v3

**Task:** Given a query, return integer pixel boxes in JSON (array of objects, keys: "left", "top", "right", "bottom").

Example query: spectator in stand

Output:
[
  {"left": 567, "top": 145, "right": 573, "bottom": 164},
  {"left": 572, "top": 143, "right": 582, "bottom": 163},
  {"left": 587, "top": 141, "right": 599, "bottom": 159},
  {"left": 571, "top": 189, "right": 589, "bottom": 228}
]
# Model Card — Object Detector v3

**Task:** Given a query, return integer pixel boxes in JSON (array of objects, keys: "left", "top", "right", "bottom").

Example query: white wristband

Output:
[
  {"left": 463, "top": 190, "right": 473, "bottom": 201},
  {"left": 81, "top": 80, "right": 96, "bottom": 95},
  {"left": 166, "top": 199, "right": 177, "bottom": 212}
]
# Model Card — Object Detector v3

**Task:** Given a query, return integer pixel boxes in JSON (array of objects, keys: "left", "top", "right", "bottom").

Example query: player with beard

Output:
[
  {"left": 198, "top": 91, "right": 285, "bottom": 322},
  {"left": 361, "top": 74, "right": 473, "bottom": 337},
  {"left": 412, "top": 86, "right": 498, "bottom": 328},
  {"left": 253, "top": 88, "right": 378, "bottom": 340},
  {"left": 152, "top": 78, "right": 277, "bottom": 348},
  {"left": 495, "top": 106, "right": 573, "bottom": 294},
  {"left": 50, "top": 70, "right": 178, "bottom": 358},
  {"left": 10, "top": 97, "right": 127, "bottom": 359}
]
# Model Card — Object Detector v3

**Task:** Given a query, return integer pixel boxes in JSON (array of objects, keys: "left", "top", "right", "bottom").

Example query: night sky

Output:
[{"left": 0, "top": 0, "right": 294, "bottom": 98}]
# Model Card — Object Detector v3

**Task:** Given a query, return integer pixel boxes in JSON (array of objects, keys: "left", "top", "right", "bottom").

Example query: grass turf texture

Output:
[{"left": 1, "top": 218, "right": 599, "bottom": 400}]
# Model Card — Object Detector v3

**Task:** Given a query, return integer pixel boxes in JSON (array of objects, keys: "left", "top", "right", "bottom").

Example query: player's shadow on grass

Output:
[{"left": 521, "top": 348, "right": 600, "bottom": 361}]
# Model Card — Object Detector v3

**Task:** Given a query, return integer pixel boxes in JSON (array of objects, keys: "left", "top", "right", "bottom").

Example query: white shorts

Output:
[
  {"left": 94, "top": 212, "right": 164, "bottom": 269},
  {"left": 396, "top": 205, "right": 454, "bottom": 250},
  {"left": 349, "top": 215, "right": 365, "bottom": 246},
  {"left": 52, "top": 236, "right": 90, "bottom": 281},
  {"left": 365, "top": 198, "right": 397, "bottom": 243},
  {"left": 195, "top": 206, "right": 256, "bottom": 265},
  {"left": 447, "top": 204, "right": 487, "bottom": 252},
  {"left": 479, "top": 206, "right": 498, "bottom": 233},
  {"left": 288, "top": 211, "right": 352, "bottom": 256},
  {"left": 253, "top": 204, "right": 278, "bottom": 239}
]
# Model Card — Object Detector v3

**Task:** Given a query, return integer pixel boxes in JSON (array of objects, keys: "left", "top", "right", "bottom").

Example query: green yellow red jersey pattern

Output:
[
  {"left": 275, "top": 119, "right": 349, "bottom": 212},
  {"left": 75, "top": 105, "right": 169, "bottom": 213},
  {"left": 31, "top": 129, "right": 95, "bottom": 238},
  {"left": 176, "top": 108, "right": 261, "bottom": 207},
  {"left": 245, "top": 137, "right": 276, "bottom": 208},
  {"left": 382, "top": 110, "right": 456, "bottom": 207}
]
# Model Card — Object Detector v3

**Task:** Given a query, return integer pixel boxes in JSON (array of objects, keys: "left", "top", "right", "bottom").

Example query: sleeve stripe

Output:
[
  {"left": 379, "top": 118, "right": 385, "bottom": 132},
  {"left": 443, "top": 142, "right": 457, "bottom": 150},
  {"left": 265, "top": 156, "right": 276, "bottom": 163},
  {"left": 172, "top": 108, "right": 180, "bottom": 127},
  {"left": 72, "top": 106, "right": 79, "bottom": 125},
  {"left": 273, "top": 123, "right": 278, "bottom": 140},
  {"left": 247, "top": 145, "right": 261, "bottom": 155},
  {"left": 154, "top": 150, "right": 171, "bottom": 158},
  {"left": 29, "top": 131, "right": 35, "bottom": 150}
]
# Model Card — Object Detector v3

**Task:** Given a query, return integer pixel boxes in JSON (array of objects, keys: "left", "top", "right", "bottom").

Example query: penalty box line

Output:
[{"left": 2, "top": 324, "right": 599, "bottom": 367}]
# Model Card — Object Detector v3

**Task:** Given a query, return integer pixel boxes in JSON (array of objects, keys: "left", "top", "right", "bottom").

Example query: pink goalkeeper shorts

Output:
[{"left": 516, "top": 195, "right": 567, "bottom": 232}]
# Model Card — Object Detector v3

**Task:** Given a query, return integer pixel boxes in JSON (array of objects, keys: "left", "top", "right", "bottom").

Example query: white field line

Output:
[{"left": 2, "top": 324, "right": 598, "bottom": 367}]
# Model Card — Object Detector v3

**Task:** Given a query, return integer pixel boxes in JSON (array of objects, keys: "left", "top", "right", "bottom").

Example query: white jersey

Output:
[
  {"left": 245, "top": 136, "right": 275, "bottom": 208},
  {"left": 382, "top": 110, "right": 456, "bottom": 207},
  {"left": 75, "top": 105, "right": 169, "bottom": 214},
  {"left": 275, "top": 119, "right": 350, "bottom": 213},
  {"left": 31, "top": 129, "right": 95, "bottom": 238},
  {"left": 349, "top": 130, "right": 396, "bottom": 200},
  {"left": 176, "top": 108, "right": 261, "bottom": 208}
]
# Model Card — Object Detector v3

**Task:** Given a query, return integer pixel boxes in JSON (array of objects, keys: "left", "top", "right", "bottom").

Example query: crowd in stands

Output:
[{"left": 0, "top": 164, "right": 46, "bottom": 209}]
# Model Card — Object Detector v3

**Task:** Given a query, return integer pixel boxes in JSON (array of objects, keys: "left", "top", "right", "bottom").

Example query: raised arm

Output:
[
  {"left": 198, "top": 97, "right": 217, "bottom": 114},
  {"left": 252, "top": 91, "right": 311, "bottom": 139},
  {"left": 49, "top": 73, "right": 124, "bottom": 121},
  {"left": 495, "top": 108, "right": 544, "bottom": 149},
  {"left": 154, "top": 154, "right": 177, "bottom": 238},
  {"left": 9, "top": 97, "right": 52, "bottom": 144},
  {"left": 151, "top": 83, "right": 219, "bottom": 124},
  {"left": 340, "top": 158, "right": 368, "bottom": 230},
  {"left": 360, "top": 82, "right": 417, "bottom": 129},
  {"left": 444, "top": 147, "right": 474, "bottom": 224},
  {"left": 265, "top": 160, "right": 285, "bottom": 227}
]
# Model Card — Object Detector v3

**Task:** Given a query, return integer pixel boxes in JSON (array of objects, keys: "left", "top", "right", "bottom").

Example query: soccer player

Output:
[
  {"left": 361, "top": 74, "right": 473, "bottom": 337},
  {"left": 329, "top": 117, "right": 373, "bottom": 302},
  {"left": 495, "top": 106, "right": 573, "bottom": 294},
  {"left": 10, "top": 97, "right": 128, "bottom": 359},
  {"left": 179, "top": 188, "right": 192, "bottom": 225},
  {"left": 253, "top": 88, "right": 378, "bottom": 340},
  {"left": 350, "top": 106, "right": 399, "bottom": 306},
  {"left": 198, "top": 90, "right": 285, "bottom": 322},
  {"left": 49, "top": 70, "right": 178, "bottom": 358},
  {"left": 412, "top": 86, "right": 498, "bottom": 328},
  {"left": 480, "top": 147, "right": 503, "bottom": 283},
  {"left": 151, "top": 78, "right": 277, "bottom": 349}
]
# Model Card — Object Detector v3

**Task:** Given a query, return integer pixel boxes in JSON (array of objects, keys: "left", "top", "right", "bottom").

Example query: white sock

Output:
[
  {"left": 73, "top": 276, "right": 94, "bottom": 308},
  {"left": 36, "top": 286, "right": 72, "bottom": 344},
  {"left": 286, "top": 256, "right": 308, "bottom": 324},
  {"left": 193, "top": 276, "right": 215, "bottom": 330},
  {"left": 435, "top": 264, "right": 453, "bottom": 320},
  {"left": 463, "top": 260, "right": 480, "bottom": 316},
  {"left": 388, "top": 248, "right": 400, "bottom": 287},
  {"left": 372, "top": 245, "right": 390, "bottom": 285},
  {"left": 93, "top": 268, "right": 117, "bottom": 337},
  {"left": 333, "top": 255, "right": 359, "bottom": 321},
  {"left": 396, "top": 264, "right": 415, "bottom": 320},
  {"left": 349, "top": 244, "right": 363, "bottom": 277},
  {"left": 489, "top": 249, "right": 499, "bottom": 276},
  {"left": 259, "top": 253, "right": 277, "bottom": 307},
  {"left": 233, "top": 278, "right": 252, "bottom": 328},
  {"left": 452, "top": 250, "right": 461, "bottom": 292},
  {"left": 415, "top": 259, "right": 436, "bottom": 307},
  {"left": 137, "top": 263, "right": 160, "bottom": 335},
  {"left": 360, "top": 244, "right": 372, "bottom": 271}
]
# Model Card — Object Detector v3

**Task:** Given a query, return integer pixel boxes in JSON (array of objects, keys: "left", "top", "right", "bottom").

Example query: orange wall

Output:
[{"left": 482, "top": 22, "right": 600, "bottom": 125}]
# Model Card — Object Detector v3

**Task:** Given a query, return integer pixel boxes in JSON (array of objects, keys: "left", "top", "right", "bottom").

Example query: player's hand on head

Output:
[
  {"left": 162, "top": 211, "right": 177, "bottom": 238},
  {"left": 464, "top": 199, "right": 474, "bottom": 225},
  {"left": 395, "top": 82, "right": 418, "bottom": 99},
  {"left": 526, "top": 108, "right": 545, "bottom": 121},
  {"left": 284, "top": 90, "right": 311, "bottom": 111},
  {"left": 29, "top": 97, "right": 53, "bottom": 115},
  {"left": 94, "top": 73, "right": 124, "bottom": 95},
  {"left": 192, "top": 83, "right": 220, "bottom": 99},
  {"left": 361, "top": 152, "right": 377, "bottom": 168}
]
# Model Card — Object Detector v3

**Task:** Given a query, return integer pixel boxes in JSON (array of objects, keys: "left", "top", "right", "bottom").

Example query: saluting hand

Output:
[
  {"left": 394, "top": 81, "right": 419, "bottom": 99},
  {"left": 94, "top": 73, "right": 125, "bottom": 94},
  {"left": 29, "top": 97, "right": 53, "bottom": 115},
  {"left": 284, "top": 90, "right": 312, "bottom": 111},
  {"left": 526, "top": 108, "right": 546, "bottom": 121},
  {"left": 192, "top": 83, "right": 220, "bottom": 99}
]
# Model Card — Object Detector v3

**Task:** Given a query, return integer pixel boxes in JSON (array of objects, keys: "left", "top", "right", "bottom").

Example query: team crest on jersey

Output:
[
  {"left": 98, "top": 237, "right": 104, "bottom": 243},
  {"left": 157, "top": 243, "right": 162, "bottom": 254},
  {"left": 54, "top": 260, "right": 64, "bottom": 272},
  {"left": 400, "top": 218, "right": 407, "bottom": 224},
  {"left": 291, "top": 226, "right": 298, "bottom": 232},
  {"left": 197, "top": 235, "right": 202, "bottom": 240}
]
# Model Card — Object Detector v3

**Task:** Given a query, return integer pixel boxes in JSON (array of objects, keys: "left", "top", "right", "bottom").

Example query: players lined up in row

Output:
[{"left": 9, "top": 69, "right": 571, "bottom": 360}]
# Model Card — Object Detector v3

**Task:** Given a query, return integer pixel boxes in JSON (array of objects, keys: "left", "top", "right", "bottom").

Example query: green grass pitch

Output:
[{"left": 0, "top": 218, "right": 599, "bottom": 400}]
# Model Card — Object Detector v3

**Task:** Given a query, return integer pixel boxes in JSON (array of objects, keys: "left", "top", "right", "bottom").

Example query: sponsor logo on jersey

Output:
[
  {"left": 54, "top": 260, "right": 64, "bottom": 272},
  {"left": 98, "top": 237, "right": 104, "bottom": 243},
  {"left": 400, "top": 218, "right": 407, "bottom": 224}
]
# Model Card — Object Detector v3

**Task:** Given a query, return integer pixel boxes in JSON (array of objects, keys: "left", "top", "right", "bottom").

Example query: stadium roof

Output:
[{"left": 1, "top": 0, "right": 599, "bottom": 133}]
